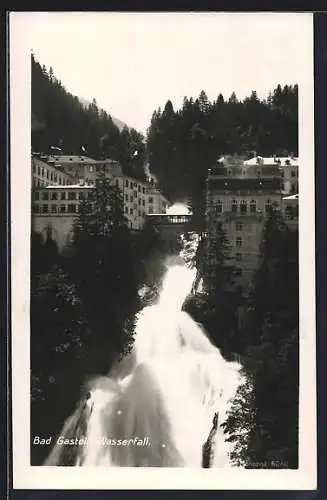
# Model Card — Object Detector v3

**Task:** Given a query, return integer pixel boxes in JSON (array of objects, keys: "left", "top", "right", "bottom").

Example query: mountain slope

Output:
[
  {"left": 31, "top": 54, "right": 147, "bottom": 181},
  {"left": 78, "top": 97, "right": 128, "bottom": 132}
]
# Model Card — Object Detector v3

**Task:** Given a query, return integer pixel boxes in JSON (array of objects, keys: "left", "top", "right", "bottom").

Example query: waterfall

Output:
[{"left": 44, "top": 246, "right": 244, "bottom": 467}]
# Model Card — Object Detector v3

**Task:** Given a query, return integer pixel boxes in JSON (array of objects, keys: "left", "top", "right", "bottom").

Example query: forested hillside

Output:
[
  {"left": 147, "top": 86, "right": 298, "bottom": 206},
  {"left": 31, "top": 54, "right": 146, "bottom": 181},
  {"left": 31, "top": 53, "right": 298, "bottom": 207}
]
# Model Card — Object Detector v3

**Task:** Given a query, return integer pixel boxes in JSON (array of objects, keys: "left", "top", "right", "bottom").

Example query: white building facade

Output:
[{"left": 31, "top": 153, "right": 168, "bottom": 251}]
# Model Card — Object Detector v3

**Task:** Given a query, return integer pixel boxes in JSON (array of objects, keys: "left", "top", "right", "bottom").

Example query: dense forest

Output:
[
  {"left": 147, "top": 86, "right": 298, "bottom": 212},
  {"left": 31, "top": 54, "right": 147, "bottom": 182}
]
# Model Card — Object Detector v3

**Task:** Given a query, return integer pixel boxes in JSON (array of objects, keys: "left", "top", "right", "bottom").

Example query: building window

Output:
[
  {"left": 138, "top": 210, "right": 141, "bottom": 217},
  {"left": 87, "top": 192, "right": 93, "bottom": 200},
  {"left": 236, "top": 236, "right": 242, "bottom": 247},
  {"left": 240, "top": 200, "right": 247, "bottom": 214},
  {"left": 42, "top": 204, "right": 48, "bottom": 213},
  {"left": 68, "top": 204, "right": 77, "bottom": 213},
  {"left": 61, "top": 192, "right": 66, "bottom": 200},
  {"left": 50, "top": 172, "right": 53, "bottom": 181},
  {"left": 236, "top": 222, "right": 243, "bottom": 231},
  {"left": 216, "top": 200, "right": 223, "bottom": 213},
  {"left": 231, "top": 199, "right": 237, "bottom": 213},
  {"left": 60, "top": 205, "right": 66, "bottom": 213},
  {"left": 125, "top": 206, "right": 128, "bottom": 213},
  {"left": 125, "top": 194, "right": 128, "bottom": 202},
  {"left": 130, "top": 208, "right": 133, "bottom": 215},
  {"left": 115, "top": 179, "right": 119, "bottom": 187},
  {"left": 37, "top": 166, "right": 41, "bottom": 175},
  {"left": 41, "top": 168, "right": 45, "bottom": 177},
  {"left": 32, "top": 204, "right": 39, "bottom": 213},
  {"left": 130, "top": 195, "right": 133, "bottom": 202},
  {"left": 265, "top": 199, "right": 272, "bottom": 213},
  {"left": 125, "top": 180, "right": 129, "bottom": 188},
  {"left": 51, "top": 205, "right": 57, "bottom": 213},
  {"left": 149, "top": 197, "right": 153, "bottom": 203},
  {"left": 42, "top": 191, "right": 49, "bottom": 201},
  {"left": 291, "top": 170, "right": 296, "bottom": 178},
  {"left": 34, "top": 191, "right": 40, "bottom": 201},
  {"left": 250, "top": 200, "right": 256, "bottom": 213},
  {"left": 138, "top": 198, "right": 141, "bottom": 205},
  {"left": 142, "top": 187, "right": 145, "bottom": 194},
  {"left": 68, "top": 192, "right": 76, "bottom": 200},
  {"left": 236, "top": 253, "right": 243, "bottom": 262},
  {"left": 79, "top": 191, "right": 85, "bottom": 200},
  {"left": 148, "top": 207, "right": 153, "bottom": 214},
  {"left": 138, "top": 185, "right": 141, "bottom": 192},
  {"left": 142, "top": 199, "right": 145, "bottom": 206},
  {"left": 51, "top": 192, "right": 58, "bottom": 200}
]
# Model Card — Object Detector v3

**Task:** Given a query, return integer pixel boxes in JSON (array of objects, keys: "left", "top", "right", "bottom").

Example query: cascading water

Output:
[{"left": 45, "top": 240, "right": 244, "bottom": 468}]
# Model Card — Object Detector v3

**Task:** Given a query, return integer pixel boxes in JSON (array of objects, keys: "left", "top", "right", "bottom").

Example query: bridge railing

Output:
[{"left": 147, "top": 214, "right": 192, "bottom": 225}]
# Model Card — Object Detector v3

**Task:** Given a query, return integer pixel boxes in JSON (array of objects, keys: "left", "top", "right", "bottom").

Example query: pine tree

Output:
[
  {"left": 68, "top": 173, "right": 138, "bottom": 374},
  {"left": 146, "top": 84, "right": 298, "bottom": 207}
]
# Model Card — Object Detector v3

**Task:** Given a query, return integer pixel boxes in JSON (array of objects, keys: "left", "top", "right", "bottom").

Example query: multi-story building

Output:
[
  {"left": 47, "top": 155, "right": 121, "bottom": 184},
  {"left": 116, "top": 175, "right": 149, "bottom": 230},
  {"left": 146, "top": 186, "right": 169, "bottom": 215},
  {"left": 206, "top": 155, "right": 284, "bottom": 295},
  {"left": 31, "top": 153, "right": 168, "bottom": 252},
  {"left": 282, "top": 193, "right": 299, "bottom": 231},
  {"left": 32, "top": 155, "right": 72, "bottom": 188},
  {"left": 244, "top": 155, "right": 298, "bottom": 195},
  {"left": 32, "top": 184, "right": 94, "bottom": 251}
]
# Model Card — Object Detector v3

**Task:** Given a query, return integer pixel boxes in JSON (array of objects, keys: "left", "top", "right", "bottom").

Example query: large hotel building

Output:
[
  {"left": 31, "top": 153, "right": 169, "bottom": 252},
  {"left": 205, "top": 155, "right": 299, "bottom": 295}
]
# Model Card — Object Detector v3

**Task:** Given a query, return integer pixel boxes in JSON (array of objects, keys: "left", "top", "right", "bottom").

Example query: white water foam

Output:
[{"left": 45, "top": 256, "right": 244, "bottom": 467}]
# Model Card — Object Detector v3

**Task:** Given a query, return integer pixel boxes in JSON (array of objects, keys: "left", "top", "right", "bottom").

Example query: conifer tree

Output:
[{"left": 69, "top": 174, "right": 138, "bottom": 373}]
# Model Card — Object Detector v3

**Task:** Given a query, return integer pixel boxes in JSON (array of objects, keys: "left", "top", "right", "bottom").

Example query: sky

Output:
[{"left": 14, "top": 12, "right": 312, "bottom": 135}]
